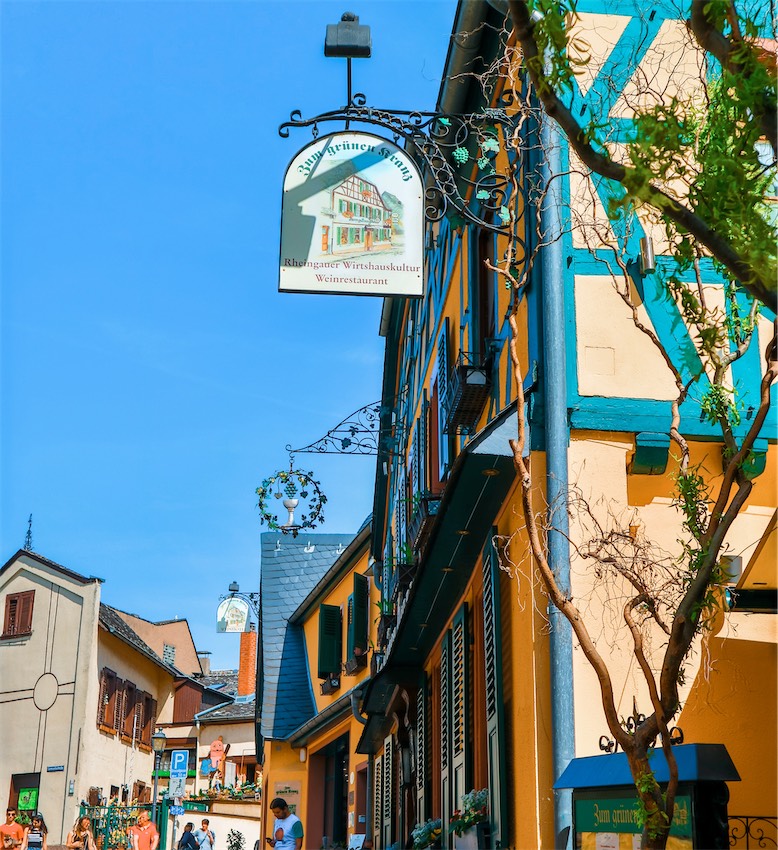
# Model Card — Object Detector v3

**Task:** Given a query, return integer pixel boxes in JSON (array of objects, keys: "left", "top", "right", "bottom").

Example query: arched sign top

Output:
[{"left": 279, "top": 131, "right": 424, "bottom": 298}]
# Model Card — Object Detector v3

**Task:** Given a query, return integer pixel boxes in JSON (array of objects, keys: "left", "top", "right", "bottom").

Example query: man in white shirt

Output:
[{"left": 265, "top": 799, "right": 303, "bottom": 850}]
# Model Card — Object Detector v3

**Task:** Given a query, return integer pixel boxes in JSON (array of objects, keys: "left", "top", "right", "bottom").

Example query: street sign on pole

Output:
[
  {"left": 170, "top": 750, "right": 189, "bottom": 778},
  {"left": 168, "top": 776, "right": 186, "bottom": 799}
]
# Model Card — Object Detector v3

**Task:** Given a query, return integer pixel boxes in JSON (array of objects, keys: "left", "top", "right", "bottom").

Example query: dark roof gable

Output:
[{"left": 258, "top": 532, "right": 354, "bottom": 740}]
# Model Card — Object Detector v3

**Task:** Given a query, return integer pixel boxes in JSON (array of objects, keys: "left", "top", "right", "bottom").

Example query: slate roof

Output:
[
  {"left": 197, "top": 696, "right": 256, "bottom": 723},
  {"left": 99, "top": 603, "right": 178, "bottom": 676},
  {"left": 259, "top": 531, "right": 354, "bottom": 740},
  {"left": 201, "top": 669, "right": 239, "bottom": 695}
]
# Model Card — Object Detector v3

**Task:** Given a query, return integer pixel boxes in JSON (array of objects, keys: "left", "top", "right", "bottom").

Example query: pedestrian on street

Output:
[
  {"left": 265, "top": 798, "right": 303, "bottom": 850},
  {"left": 0, "top": 809, "right": 24, "bottom": 850},
  {"left": 177, "top": 824, "right": 198, "bottom": 850},
  {"left": 194, "top": 819, "right": 215, "bottom": 850},
  {"left": 66, "top": 817, "right": 95, "bottom": 850},
  {"left": 21, "top": 814, "right": 47, "bottom": 850},
  {"left": 129, "top": 811, "right": 158, "bottom": 850}
]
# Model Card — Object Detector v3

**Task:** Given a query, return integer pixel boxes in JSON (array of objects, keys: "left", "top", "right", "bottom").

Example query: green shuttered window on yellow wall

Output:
[{"left": 318, "top": 603, "right": 342, "bottom": 679}]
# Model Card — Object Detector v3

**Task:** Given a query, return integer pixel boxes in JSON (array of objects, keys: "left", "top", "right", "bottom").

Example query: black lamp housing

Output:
[{"left": 324, "top": 12, "right": 371, "bottom": 58}]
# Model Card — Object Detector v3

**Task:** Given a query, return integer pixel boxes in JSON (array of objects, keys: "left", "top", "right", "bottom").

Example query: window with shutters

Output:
[
  {"left": 373, "top": 754, "right": 383, "bottom": 843},
  {"left": 382, "top": 737, "right": 394, "bottom": 847},
  {"left": 416, "top": 674, "right": 429, "bottom": 824},
  {"left": 439, "top": 634, "right": 452, "bottom": 844},
  {"left": 97, "top": 667, "right": 121, "bottom": 734},
  {"left": 346, "top": 574, "right": 369, "bottom": 673},
  {"left": 482, "top": 532, "right": 509, "bottom": 846},
  {"left": 450, "top": 605, "right": 471, "bottom": 813},
  {"left": 122, "top": 682, "right": 138, "bottom": 740},
  {"left": 113, "top": 679, "right": 125, "bottom": 731},
  {"left": 97, "top": 668, "right": 118, "bottom": 730},
  {"left": 2, "top": 591, "right": 35, "bottom": 638},
  {"left": 140, "top": 693, "right": 156, "bottom": 746},
  {"left": 162, "top": 643, "right": 176, "bottom": 665},
  {"left": 318, "top": 604, "right": 342, "bottom": 679},
  {"left": 436, "top": 320, "right": 451, "bottom": 478}
]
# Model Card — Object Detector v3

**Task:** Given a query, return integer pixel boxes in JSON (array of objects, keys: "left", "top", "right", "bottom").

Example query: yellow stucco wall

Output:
[{"left": 301, "top": 552, "right": 379, "bottom": 716}]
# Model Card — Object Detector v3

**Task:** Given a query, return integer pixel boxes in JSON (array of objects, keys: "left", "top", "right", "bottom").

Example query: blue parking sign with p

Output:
[{"left": 170, "top": 750, "right": 189, "bottom": 777}]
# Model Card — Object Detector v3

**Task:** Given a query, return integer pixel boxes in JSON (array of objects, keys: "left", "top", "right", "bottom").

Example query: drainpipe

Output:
[
  {"left": 350, "top": 687, "right": 371, "bottom": 837},
  {"left": 539, "top": 91, "right": 575, "bottom": 849}
]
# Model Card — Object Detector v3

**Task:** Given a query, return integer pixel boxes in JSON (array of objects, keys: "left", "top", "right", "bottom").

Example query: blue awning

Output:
[{"left": 553, "top": 744, "right": 740, "bottom": 789}]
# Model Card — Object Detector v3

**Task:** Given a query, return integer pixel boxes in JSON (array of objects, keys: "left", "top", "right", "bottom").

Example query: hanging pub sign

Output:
[
  {"left": 279, "top": 131, "right": 424, "bottom": 297},
  {"left": 216, "top": 597, "right": 251, "bottom": 633}
]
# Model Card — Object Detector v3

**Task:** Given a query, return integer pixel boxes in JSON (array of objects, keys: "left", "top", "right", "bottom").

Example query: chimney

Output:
[
  {"left": 238, "top": 623, "right": 257, "bottom": 696},
  {"left": 197, "top": 650, "right": 211, "bottom": 676}
]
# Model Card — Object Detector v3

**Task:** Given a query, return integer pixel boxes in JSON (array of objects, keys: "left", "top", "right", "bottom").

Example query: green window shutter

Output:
[
  {"left": 440, "top": 631, "right": 452, "bottom": 846},
  {"left": 318, "top": 603, "right": 342, "bottom": 679},
  {"left": 416, "top": 673, "right": 428, "bottom": 823},
  {"left": 437, "top": 320, "right": 450, "bottom": 478},
  {"left": 451, "top": 603, "right": 471, "bottom": 808},
  {"left": 382, "top": 736, "right": 394, "bottom": 847},
  {"left": 373, "top": 753, "right": 383, "bottom": 846},
  {"left": 396, "top": 470, "right": 408, "bottom": 557},
  {"left": 347, "top": 594, "right": 356, "bottom": 658},
  {"left": 352, "top": 573, "right": 369, "bottom": 655},
  {"left": 483, "top": 531, "right": 509, "bottom": 846},
  {"left": 409, "top": 425, "right": 419, "bottom": 501},
  {"left": 419, "top": 397, "right": 428, "bottom": 494}
]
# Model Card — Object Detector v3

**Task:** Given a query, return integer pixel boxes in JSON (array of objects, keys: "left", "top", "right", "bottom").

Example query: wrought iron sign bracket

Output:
[
  {"left": 279, "top": 93, "right": 522, "bottom": 237},
  {"left": 286, "top": 397, "right": 407, "bottom": 457}
]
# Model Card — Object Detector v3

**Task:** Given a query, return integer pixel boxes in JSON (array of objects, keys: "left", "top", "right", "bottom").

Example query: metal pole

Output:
[{"left": 151, "top": 753, "right": 161, "bottom": 827}]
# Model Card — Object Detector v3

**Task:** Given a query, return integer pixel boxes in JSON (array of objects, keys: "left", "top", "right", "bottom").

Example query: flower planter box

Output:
[{"left": 453, "top": 822, "right": 490, "bottom": 850}]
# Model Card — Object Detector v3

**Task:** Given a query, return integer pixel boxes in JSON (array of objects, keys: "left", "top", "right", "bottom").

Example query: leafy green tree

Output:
[{"left": 461, "top": 2, "right": 777, "bottom": 847}]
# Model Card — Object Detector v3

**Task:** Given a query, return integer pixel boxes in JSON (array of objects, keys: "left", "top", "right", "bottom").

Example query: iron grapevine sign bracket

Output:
[{"left": 278, "top": 91, "right": 523, "bottom": 238}]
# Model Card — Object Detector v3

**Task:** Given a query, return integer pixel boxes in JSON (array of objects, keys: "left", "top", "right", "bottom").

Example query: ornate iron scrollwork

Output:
[
  {"left": 286, "top": 398, "right": 401, "bottom": 456},
  {"left": 279, "top": 91, "right": 523, "bottom": 237}
]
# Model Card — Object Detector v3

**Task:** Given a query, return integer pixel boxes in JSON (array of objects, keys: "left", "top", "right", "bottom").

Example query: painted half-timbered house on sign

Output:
[
  {"left": 326, "top": 175, "right": 393, "bottom": 254},
  {"left": 354, "top": 1, "right": 777, "bottom": 849}
]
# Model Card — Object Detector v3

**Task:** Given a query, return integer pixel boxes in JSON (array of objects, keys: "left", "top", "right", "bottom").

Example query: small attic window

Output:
[{"left": 163, "top": 643, "right": 176, "bottom": 665}]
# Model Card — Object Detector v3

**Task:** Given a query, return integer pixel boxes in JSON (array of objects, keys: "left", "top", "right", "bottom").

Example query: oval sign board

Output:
[
  {"left": 280, "top": 131, "right": 424, "bottom": 297},
  {"left": 216, "top": 596, "right": 251, "bottom": 633}
]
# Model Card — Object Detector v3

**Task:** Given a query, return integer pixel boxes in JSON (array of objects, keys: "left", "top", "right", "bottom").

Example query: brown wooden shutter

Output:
[
  {"left": 17, "top": 591, "right": 35, "bottom": 633},
  {"left": 105, "top": 671, "right": 118, "bottom": 731},
  {"left": 123, "top": 682, "right": 137, "bottom": 738},
  {"left": 3, "top": 591, "right": 34, "bottom": 636},
  {"left": 97, "top": 669, "right": 109, "bottom": 726},
  {"left": 113, "top": 679, "right": 125, "bottom": 731}
]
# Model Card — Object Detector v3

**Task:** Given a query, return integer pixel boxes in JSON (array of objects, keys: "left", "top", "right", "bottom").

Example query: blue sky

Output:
[{"left": 1, "top": 0, "right": 457, "bottom": 669}]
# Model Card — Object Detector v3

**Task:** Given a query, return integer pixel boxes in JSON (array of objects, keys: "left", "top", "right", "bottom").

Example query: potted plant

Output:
[
  {"left": 411, "top": 818, "right": 442, "bottom": 849},
  {"left": 449, "top": 789, "right": 490, "bottom": 850}
]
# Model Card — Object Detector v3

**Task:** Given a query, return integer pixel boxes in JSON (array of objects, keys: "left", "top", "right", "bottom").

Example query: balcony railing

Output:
[
  {"left": 729, "top": 815, "right": 777, "bottom": 848},
  {"left": 408, "top": 494, "right": 441, "bottom": 552},
  {"left": 444, "top": 351, "right": 492, "bottom": 434}
]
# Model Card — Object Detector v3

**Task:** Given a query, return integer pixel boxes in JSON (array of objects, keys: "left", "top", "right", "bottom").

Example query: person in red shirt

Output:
[
  {"left": 129, "top": 812, "right": 158, "bottom": 850},
  {"left": 1, "top": 810, "right": 24, "bottom": 850}
]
